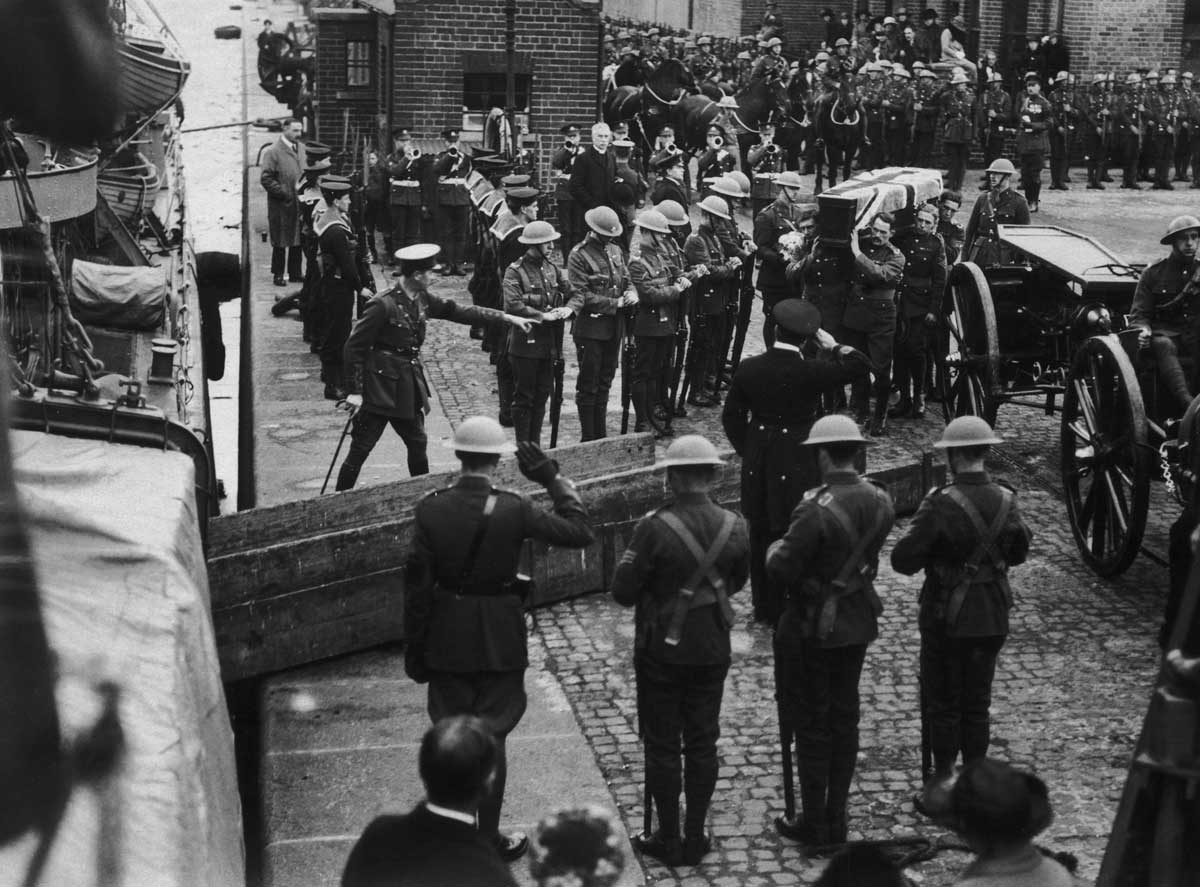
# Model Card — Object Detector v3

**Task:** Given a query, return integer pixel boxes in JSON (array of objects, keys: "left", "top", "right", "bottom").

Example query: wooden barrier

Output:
[{"left": 209, "top": 440, "right": 941, "bottom": 680}]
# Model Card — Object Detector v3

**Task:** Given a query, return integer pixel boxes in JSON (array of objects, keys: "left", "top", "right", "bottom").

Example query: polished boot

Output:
[
  {"left": 592, "top": 401, "right": 608, "bottom": 440},
  {"left": 578, "top": 405, "right": 596, "bottom": 443},
  {"left": 511, "top": 407, "right": 532, "bottom": 443},
  {"left": 776, "top": 778, "right": 829, "bottom": 847},
  {"left": 868, "top": 398, "right": 888, "bottom": 436},
  {"left": 912, "top": 392, "right": 926, "bottom": 419}
]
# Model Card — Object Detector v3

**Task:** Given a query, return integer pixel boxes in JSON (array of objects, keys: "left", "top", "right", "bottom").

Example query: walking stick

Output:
[{"left": 321, "top": 404, "right": 357, "bottom": 494}]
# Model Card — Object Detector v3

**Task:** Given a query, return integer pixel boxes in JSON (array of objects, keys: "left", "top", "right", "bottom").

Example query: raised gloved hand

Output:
[{"left": 517, "top": 441, "right": 559, "bottom": 486}]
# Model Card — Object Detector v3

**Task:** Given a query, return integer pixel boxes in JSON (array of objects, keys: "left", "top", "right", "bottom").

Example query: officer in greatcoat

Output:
[
  {"left": 336, "top": 245, "right": 536, "bottom": 489},
  {"left": 567, "top": 207, "right": 637, "bottom": 442},
  {"left": 612, "top": 435, "right": 750, "bottom": 868},
  {"left": 722, "top": 300, "right": 873, "bottom": 624},
  {"left": 404, "top": 417, "right": 594, "bottom": 862},
  {"left": 1014, "top": 74, "right": 1053, "bottom": 212},
  {"left": 768, "top": 415, "right": 896, "bottom": 847},
  {"left": 892, "top": 417, "right": 1031, "bottom": 793}
]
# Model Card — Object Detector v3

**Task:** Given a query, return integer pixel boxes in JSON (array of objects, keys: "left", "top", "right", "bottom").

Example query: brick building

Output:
[{"left": 311, "top": 0, "right": 601, "bottom": 177}]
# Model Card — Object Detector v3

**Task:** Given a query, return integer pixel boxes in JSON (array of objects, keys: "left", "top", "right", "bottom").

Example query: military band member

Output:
[
  {"left": 1129, "top": 215, "right": 1200, "bottom": 413},
  {"left": 769, "top": 415, "right": 896, "bottom": 847},
  {"left": 502, "top": 221, "right": 582, "bottom": 447},
  {"left": 649, "top": 124, "right": 691, "bottom": 194},
  {"left": 977, "top": 71, "right": 1012, "bottom": 183},
  {"left": 1081, "top": 73, "right": 1111, "bottom": 190},
  {"left": 892, "top": 417, "right": 1031, "bottom": 787},
  {"left": 552, "top": 123, "right": 584, "bottom": 248},
  {"left": 404, "top": 417, "right": 594, "bottom": 862},
  {"left": 753, "top": 171, "right": 813, "bottom": 347},
  {"left": 747, "top": 122, "right": 785, "bottom": 216},
  {"left": 941, "top": 69, "right": 975, "bottom": 192},
  {"left": 911, "top": 66, "right": 942, "bottom": 167},
  {"left": 684, "top": 196, "right": 744, "bottom": 406},
  {"left": 315, "top": 177, "right": 373, "bottom": 401},
  {"left": 568, "top": 207, "right": 636, "bottom": 442},
  {"left": 840, "top": 212, "right": 906, "bottom": 436},
  {"left": 696, "top": 124, "right": 738, "bottom": 195},
  {"left": 337, "top": 245, "right": 534, "bottom": 488},
  {"left": 613, "top": 435, "right": 750, "bottom": 867},
  {"left": 723, "top": 300, "right": 872, "bottom": 624},
  {"left": 385, "top": 127, "right": 423, "bottom": 258},
  {"left": 890, "top": 203, "right": 947, "bottom": 421},
  {"left": 629, "top": 210, "right": 694, "bottom": 433},
  {"left": 963, "top": 159, "right": 1030, "bottom": 265},
  {"left": 433, "top": 127, "right": 473, "bottom": 276}
]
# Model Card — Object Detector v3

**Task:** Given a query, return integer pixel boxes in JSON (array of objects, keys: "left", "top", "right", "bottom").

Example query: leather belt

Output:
[{"left": 373, "top": 344, "right": 418, "bottom": 358}]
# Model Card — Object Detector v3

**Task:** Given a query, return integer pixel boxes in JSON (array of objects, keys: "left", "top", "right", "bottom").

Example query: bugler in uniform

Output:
[
  {"left": 769, "top": 415, "right": 896, "bottom": 846},
  {"left": 405, "top": 417, "right": 594, "bottom": 862},
  {"left": 612, "top": 435, "right": 750, "bottom": 868},
  {"left": 722, "top": 300, "right": 873, "bottom": 624},
  {"left": 385, "top": 127, "right": 424, "bottom": 256},
  {"left": 433, "top": 127, "right": 474, "bottom": 276},
  {"left": 551, "top": 123, "right": 584, "bottom": 248},
  {"left": 892, "top": 417, "right": 1032, "bottom": 789}
]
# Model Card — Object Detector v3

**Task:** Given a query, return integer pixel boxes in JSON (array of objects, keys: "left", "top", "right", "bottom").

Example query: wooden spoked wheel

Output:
[{"left": 938, "top": 262, "right": 1000, "bottom": 425}]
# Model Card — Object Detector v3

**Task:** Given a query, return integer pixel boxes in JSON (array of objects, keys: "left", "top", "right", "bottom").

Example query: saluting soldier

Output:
[
  {"left": 404, "top": 417, "right": 594, "bottom": 863},
  {"left": 892, "top": 417, "right": 1031, "bottom": 790},
  {"left": 1081, "top": 73, "right": 1111, "bottom": 190},
  {"left": 840, "top": 212, "right": 906, "bottom": 436},
  {"left": 502, "top": 221, "right": 582, "bottom": 447},
  {"left": 1128, "top": 215, "right": 1200, "bottom": 413},
  {"left": 567, "top": 207, "right": 636, "bottom": 442},
  {"left": 941, "top": 69, "right": 976, "bottom": 191},
  {"left": 754, "top": 171, "right": 814, "bottom": 347},
  {"left": 336, "top": 244, "right": 535, "bottom": 489},
  {"left": 683, "top": 196, "right": 745, "bottom": 407},
  {"left": 963, "top": 159, "right": 1030, "bottom": 265},
  {"left": 722, "top": 300, "right": 872, "bottom": 624},
  {"left": 889, "top": 203, "right": 947, "bottom": 421},
  {"left": 976, "top": 71, "right": 1012, "bottom": 183},
  {"left": 911, "top": 66, "right": 942, "bottom": 167},
  {"left": 432, "top": 127, "right": 473, "bottom": 276},
  {"left": 551, "top": 123, "right": 584, "bottom": 249},
  {"left": 612, "top": 435, "right": 750, "bottom": 868},
  {"left": 629, "top": 209, "right": 694, "bottom": 434},
  {"left": 769, "top": 414, "right": 896, "bottom": 847},
  {"left": 385, "top": 127, "right": 424, "bottom": 257}
]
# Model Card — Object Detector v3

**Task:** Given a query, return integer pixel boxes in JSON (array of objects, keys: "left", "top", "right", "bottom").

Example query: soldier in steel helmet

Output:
[
  {"left": 336, "top": 244, "right": 536, "bottom": 490},
  {"left": 753, "top": 171, "right": 815, "bottom": 347},
  {"left": 567, "top": 207, "right": 637, "bottom": 442},
  {"left": 962, "top": 158, "right": 1030, "bottom": 265},
  {"left": 723, "top": 300, "right": 874, "bottom": 624},
  {"left": 892, "top": 417, "right": 1031, "bottom": 799},
  {"left": 683, "top": 195, "right": 745, "bottom": 407},
  {"left": 611, "top": 435, "right": 750, "bottom": 867},
  {"left": 1129, "top": 215, "right": 1200, "bottom": 412},
  {"left": 404, "top": 416, "right": 595, "bottom": 863},
  {"left": 768, "top": 414, "right": 895, "bottom": 847}
]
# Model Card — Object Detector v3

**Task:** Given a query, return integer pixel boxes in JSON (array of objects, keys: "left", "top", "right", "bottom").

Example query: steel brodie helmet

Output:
[
  {"left": 584, "top": 206, "right": 623, "bottom": 238},
  {"left": 453, "top": 416, "right": 517, "bottom": 454},
  {"left": 634, "top": 209, "right": 672, "bottom": 234},
  {"left": 804, "top": 414, "right": 869, "bottom": 446},
  {"left": 933, "top": 416, "right": 1004, "bottom": 449},
  {"left": 662, "top": 435, "right": 726, "bottom": 466},
  {"left": 518, "top": 220, "right": 562, "bottom": 245},
  {"left": 1161, "top": 215, "right": 1200, "bottom": 245}
]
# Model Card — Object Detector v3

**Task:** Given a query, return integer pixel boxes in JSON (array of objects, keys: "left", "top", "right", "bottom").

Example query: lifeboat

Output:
[{"left": 0, "top": 135, "right": 99, "bottom": 229}]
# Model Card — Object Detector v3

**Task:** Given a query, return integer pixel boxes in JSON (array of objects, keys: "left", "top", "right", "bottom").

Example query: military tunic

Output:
[
  {"left": 567, "top": 233, "right": 630, "bottom": 441},
  {"left": 892, "top": 471, "right": 1031, "bottom": 773},
  {"left": 432, "top": 147, "right": 473, "bottom": 271},
  {"left": 911, "top": 77, "right": 943, "bottom": 167},
  {"left": 977, "top": 85, "right": 1013, "bottom": 170},
  {"left": 754, "top": 197, "right": 815, "bottom": 345},
  {"left": 840, "top": 238, "right": 906, "bottom": 409},
  {"left": 962, "top": 187, "right": 1030, "bottom": 265},
  {"left": 551, "top": 144, "right": 583, "bottom": 247},
  {"left": 1014, "top": 91, "right": 1053, "bottom": 205},
  {"left": 386, "top": 151, "right": 423, "bottom": 251},
  {"left": 941, "top": 86, "right": 976, "bottom": 191},
  {"left": 628, "top": 243, "right": 685, "bottom": 429},
  {"left": 892, "top": 229, "right": 947, "bottom": 408},
  {"left": 1129, "top": 252, "right": 1200, "bottom": 409}
]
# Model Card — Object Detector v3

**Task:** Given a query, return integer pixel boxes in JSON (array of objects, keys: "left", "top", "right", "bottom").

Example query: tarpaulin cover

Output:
[
  {"left": 0, "top": 431, "right": 243, "bottom": 887},
  {"left": 822, "top": 167, "right": 944, "bottom": 228},
  {"left": 71, "top": 260, "right": 167, "bottom": 331}
]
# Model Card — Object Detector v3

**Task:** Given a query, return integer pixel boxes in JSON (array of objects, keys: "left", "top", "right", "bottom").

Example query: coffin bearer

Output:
[
  {"left": 433, "top": 127, "right": 473, "bottom": 276},
  {"left": 768, "top": 415, "right": 895, "bottom": 847},
  {"left": 567, "top": 207, "right": 637, "bottom": 442},
  {"left": 891, "top": 417, "right": 1031, "bottom": 794},
  {"left": 722, "top": 300, "right": 873, "bottom": 624},
  {"left": 260, "top": 117, "right": 307, "bottom": 286},
  {"left": 502, "top": 221, "right": 582, "bottom": 447},
  {"left": 753, "top": 171, "right": 813, "bottom": 347},
  {"left": 336, "top": 245, "right": 536, "bottom": 489},
  {"left": 1128, "top": 215, "right": 1200, "bottom": 412},
  {"left": 404, "top": 418, "right": 595, "bottom": 863},
  {"left": 612, "top": 435, "right": 750, "bottom": 867},
  {"left": 890, "top": 203, "right": 947, "bottom": 421}
]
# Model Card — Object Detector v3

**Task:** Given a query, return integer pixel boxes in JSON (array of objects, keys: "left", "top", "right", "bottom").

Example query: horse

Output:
[
  {"left": 603, "top": 58, "right": 695, "bottom": 157},
  {"left": 812, "top": 76, "right": 865, "bottom": 194},
  {"left": 777, "top": 75, "right": 813, "bottom": 172},
  {"left": 724, "top": 74, "right": 792, "bottom": 172}
]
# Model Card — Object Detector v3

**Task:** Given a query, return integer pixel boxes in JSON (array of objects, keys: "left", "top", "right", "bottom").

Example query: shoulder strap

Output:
[
  {"left": 942, "top": 485, "right": 1015, "bottom": 625},
  {"left": 655, "top": 510, "right": 738, "bottom": 646},
  {"left": 458, "top": 493, "right": 498, "bottom": 588},
  {"left": 817, "top": 487, "right": 890, "bottom": 639}
]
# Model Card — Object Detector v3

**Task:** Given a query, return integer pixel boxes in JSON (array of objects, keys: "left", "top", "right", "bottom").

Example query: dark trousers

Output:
[
  {"left": 437, "top": 204, "right": 470, "bottom": 268},
  {"left": 574, "top": 336, "right": 619, "bottom": 441},
  {"left": 1154, "top": 133, "right": 1174, "bottom": 186},
  {"left": 509, "top": 354, "right": 553, "bottom": 445},
  {"left": 1175, "top": 128, "right": 1191, "bottom": 180},
  {"left": 760, "top": 286, "right": 789, "bottom": 348},
  {"left": 632, "top": 334, "right": 674, "bottom": 424},
  {"left": 748, "top": 517, "right": 782, "bottom": 622},
  {"left": 1191, "top": 136, "right": 1200, "bottom": 186},
  {"left": 776, "top": 641, "right": 868, "bottom": 822},
  {"left": 1019, "top": 150, "right": 1043, "bottom": 204},
  {"left": 389, "top": 203, "right": 422, "bottom": 252},
  {"left": 893, "top": 313, "right": 931, "bottom": 402},
  {"left": 686, "top": 310, "right": 727, "bottom": 395},
  {"left": 557, "top": 199, "right": 583, "bottom": 249},
  {"left": 862, "top": 122, "right": 884, "bottom": 170},
  {"left": 1150, "top": 332, "right": 1196, "bottom": 410},
  {"left": 944, "top": 142, "right": 968, "bottom": 191},
  {"left": 841, "top": 309, "right": 895, "bottom": 405},
  {"left": 636, "top": 652, "right": 729, "bottom": 839},
  {"left": 364, "top": 198, "right": 388, "bottom": 258},
  {"left": 1120, "top": 133, "right": 1140, "bottom": 186},
  {"left": 1049, "top": 130, "right": 1067, "bottom": 186},
  {"left": 428, "top": 669, "right": 527, "bottom": 840},
  {"left": 496, "top": 346, "right": 515, "bottom": 424},
  {"left": 335, "top": 408, "right": 428, "bottom": 490},
  {"left": 981, "top": 130, "right": 1004, "bottom": 171},
  {"left": 271, "top": 245, "right": 303, "bottom": 279},
  {"left": 920, "top": 630, "right": 1005, "bottom": 774},
  {"left": 318, "top": 277, "right": 355, "bottom": 378},
  {"left": 912, "top": 130, "right": 935, "bottom": 168}
]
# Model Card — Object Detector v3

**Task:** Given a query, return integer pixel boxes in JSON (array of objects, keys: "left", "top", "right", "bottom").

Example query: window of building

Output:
[
  {"left": 461, "top": 73, "right": 531, "bottom": 134},
  {"left": 346, "top": 39, "right": 371, "bottom": 87}
]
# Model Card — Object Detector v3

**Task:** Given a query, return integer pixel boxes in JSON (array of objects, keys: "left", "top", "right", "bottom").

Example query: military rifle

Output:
[
  {"left": 548, "top": 353, "right": 565, "bottom": 449},
  {"left": 619, "top": 306, "right": 636, "bottom": 434}
]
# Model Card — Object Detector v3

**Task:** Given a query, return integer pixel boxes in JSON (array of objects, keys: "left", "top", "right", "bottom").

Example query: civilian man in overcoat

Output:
[{"left": 260, "top": 117, "right": 307, "bottom": 286}]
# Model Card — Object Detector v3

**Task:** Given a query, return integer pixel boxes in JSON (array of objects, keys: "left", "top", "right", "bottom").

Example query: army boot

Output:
[
  {"left": 868, "top": 398, "right": 889, "bottom": 436},
  {"left": 912, "top": 392, "right": 927, "bottom": 419}
]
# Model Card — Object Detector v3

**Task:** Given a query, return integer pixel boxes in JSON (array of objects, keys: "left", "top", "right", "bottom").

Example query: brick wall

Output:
[
  {"left": 692, "top": 0, "right": 743, "bottom": 37},
  {"left": 312, "top": 7, "right": 383, "bottom": 166}
]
